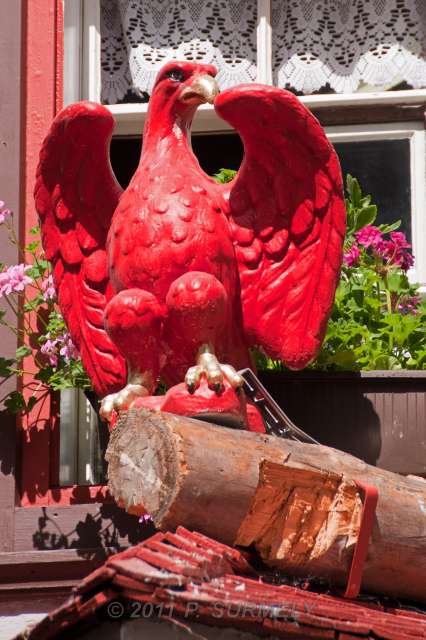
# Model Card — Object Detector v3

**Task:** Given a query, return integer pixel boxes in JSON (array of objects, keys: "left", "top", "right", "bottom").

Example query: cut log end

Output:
[{"left": 106, "top": 408, "right": 288, "bottom": 542}]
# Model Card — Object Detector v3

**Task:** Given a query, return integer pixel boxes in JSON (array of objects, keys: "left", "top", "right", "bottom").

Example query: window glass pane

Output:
[
  {"left": 272, "top": 0, "right": 426, "bottom": 95},
  {"left": 109, "top": 135, "right": 412, "bottom": 241},
  {"left": 63, "top": 0, "right": 81, "bottom": 106},
  {"left": 109, "top": 133, "right": 243, "bottom": 186},
  {"left": 333, "top": 139, "right": 411, "bottom": 240},
  {"left": 59, "top": 389, "right": 107, "bottom": 486},
  {"left": 110, "top": 137, "right": 142, "bottom": 188},
  {"left": 100, "top": 0, "right": 257, "bottom": 105}
]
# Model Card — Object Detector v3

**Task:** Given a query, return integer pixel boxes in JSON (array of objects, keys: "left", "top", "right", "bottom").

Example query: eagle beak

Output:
[{"left": 180, "top": 74, "right": 219, "bottom": 105}]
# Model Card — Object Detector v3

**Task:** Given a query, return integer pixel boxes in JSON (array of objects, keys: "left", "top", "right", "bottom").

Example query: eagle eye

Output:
[{"left": 166, "top": 69, "right": 185, "bottom": 82}]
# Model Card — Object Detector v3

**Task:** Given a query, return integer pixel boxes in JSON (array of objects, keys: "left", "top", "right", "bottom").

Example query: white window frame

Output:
[{"left": 327, "top": 122, "right": 426, "bottom": 291}]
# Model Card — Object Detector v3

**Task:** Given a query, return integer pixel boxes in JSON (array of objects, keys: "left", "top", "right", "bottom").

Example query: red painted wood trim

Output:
[
  {"left": 55, "top": 0, "right": 64, "bottom": 115},
  {"left": 19, "top": 0, "right": 110, "bottom": 507},
  {"left": 20, "top": 0, "right": 59, "bottom": 506}
]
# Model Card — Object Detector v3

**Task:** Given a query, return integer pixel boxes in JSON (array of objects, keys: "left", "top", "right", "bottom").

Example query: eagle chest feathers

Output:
[{"left": 108, "top": 170, "right": 236, "bottom": 300}]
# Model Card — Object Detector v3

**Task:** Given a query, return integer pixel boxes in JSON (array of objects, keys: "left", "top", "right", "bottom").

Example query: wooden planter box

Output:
[{"left": 258, "top": 370, "right": 426, "bottom": 476}]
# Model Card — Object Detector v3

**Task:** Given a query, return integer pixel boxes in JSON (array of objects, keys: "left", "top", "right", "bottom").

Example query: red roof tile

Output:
[{"left": 16, "top": 526, "right": 426, "bottom": 640}]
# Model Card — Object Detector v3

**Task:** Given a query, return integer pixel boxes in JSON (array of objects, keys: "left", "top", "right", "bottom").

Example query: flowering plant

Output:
[
  {"left": 1, "top": 170, "right": 426, "bottom": 417},
  {"left": 215, "top": 170, "right": 426, "bottom": 372},
  {"left": 312, "top": 175, "right": 426, "bottom": 370},
  {"left": 0, "top": 200, "right": 90, "bottom": 414}
]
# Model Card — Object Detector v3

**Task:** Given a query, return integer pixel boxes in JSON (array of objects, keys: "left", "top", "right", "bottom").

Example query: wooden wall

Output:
[
  {"left": 0, "top": 0, "right": 21, "bottom": 554},
  {"left": 260, "top": 371, "right": 426, "bottom": 476}
]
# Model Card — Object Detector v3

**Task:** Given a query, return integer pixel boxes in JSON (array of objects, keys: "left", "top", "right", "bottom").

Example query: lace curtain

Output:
[
  {"left": 100, "top": 0, "right": 258, "bottom": 104},
  {"left": 272, "top": 0, "right": 426, "bottom": 94},
  {"left": 100, "top": 0, "right": 426, "bottom": 105}
]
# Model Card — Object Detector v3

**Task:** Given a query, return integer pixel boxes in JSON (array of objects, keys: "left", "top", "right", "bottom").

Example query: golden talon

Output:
[
  {"left": 185, "top": 344, "right": 244, "bottom": 393},
  {"left": 100, "top": 382, "right": 149, "bottom": 421}
]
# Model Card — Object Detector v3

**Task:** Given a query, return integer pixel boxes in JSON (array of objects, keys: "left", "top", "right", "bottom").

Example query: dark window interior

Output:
[
  {"left": 109, "top": 133, "right": 244, "bottom": 188},
  {"left": 334, "top": 139, "right": 411, "bottom": 240},
  {"left": 110, "top": 137, "right": 143, "bottom": 188},
  {"left": 110, "top": 134, "right": 411, "bottom": 240}
]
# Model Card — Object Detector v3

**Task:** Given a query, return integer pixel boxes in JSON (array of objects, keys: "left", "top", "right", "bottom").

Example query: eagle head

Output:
[{"left": 147, "top": 61, "right": 219, "bottom": 128}]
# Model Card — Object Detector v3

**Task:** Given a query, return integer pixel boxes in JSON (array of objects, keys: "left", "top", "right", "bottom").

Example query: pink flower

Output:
[
  {"left": 398, "top": 295, "right": 421, "bottom": 315},
  {"left": 394, "top": 250, "right": 414, "bottom": 271},
  {"left": 0, "top": 200, "right": 12, "bottom": 224},
  {"left": 388, "top": 232, "right": 414, "bottom": 269},
  {"left": 139, "top": 514, "right": 153, "bottom": 524},
  {"left": 375, "top": 237, "right": 414, "bottom": 271},
  {"left": 375, "top": 239, "right": 395, "bottom": 260},
  {"left": 59, "top": 334, "right": 79, "bottom": 362},
  {"left": 355, "top": 225, "right": 382, "bottom": 248},
  {"left": 40, "top": 331, "right": 79, "bottom": 367},
  {"left": 390, "top": 231, "right": 410, "bottom": 249},
  {"left": 343, "top": 244, "right": 361, "bottom": 267},
  {"left": 0, "top": 264, "right": 32, "bottom": 297},
  {"left": 41, "top": 275, "right": 56, "bottom": 301},
  {"left": 40, "top": 337, "right": 59, "bottom": 367}
]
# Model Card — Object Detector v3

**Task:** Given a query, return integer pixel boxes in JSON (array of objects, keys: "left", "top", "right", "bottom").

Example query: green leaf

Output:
[
  {"left": 23, "top": 294, "right": 45, "bottom": 312},
  {"left": 25, "top": 241, "right": 40, "bottom": 253},
  {"left": 347, "top": 175, "right": 362, "bottom": 207},
  {"left": 15, "top": 345, "right": 32, "bottom": 359},
  {"left": 331, "top": 350, "right": 357, "bottom": 368},
  {"left": 374, "top": 355, "right": 402, "bottom": 370},
  {"left": 354, "top": 205, "right": 377, "bottom": 231},
  {"left": 29, "top": 226, "right": 40, "bottom": 236},
  {"left": 386, "top": 272, "right": 409, "bottom": 293},
  {"left": 364, "top": 296, "right": 382, "bottom": 310},
  {"left": 378, "top": 220, "right": 401, "bottom": 233},
  {"left": 34, "top": 367, "right": 54, "bottom": 383},
  {"left": 212, "top": 168, "right": 237, "bottom": 184}
]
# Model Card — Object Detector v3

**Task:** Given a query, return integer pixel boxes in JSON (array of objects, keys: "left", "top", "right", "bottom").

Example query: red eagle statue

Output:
[{"left": 34, "top": 61, "right": 346, "bottom": 421}]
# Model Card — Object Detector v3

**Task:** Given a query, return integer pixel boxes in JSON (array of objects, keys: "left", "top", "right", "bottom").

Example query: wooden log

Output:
[
  {"left": 236, "top": 461, "right": 364, "bottom": 584},
  {"left": 106, "top": 408, "right": 426, "bottom": 603}
]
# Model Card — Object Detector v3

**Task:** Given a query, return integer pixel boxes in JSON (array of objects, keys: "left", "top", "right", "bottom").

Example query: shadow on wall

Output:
[
  {"left": 0, "top": 409, "right": 16, "bottom": 477},
  {"left": 259, "top": 372, "right": 382, "bottom": 467},
  {"left": 32, "top": 501, "right": 155, "bottom": 558}
]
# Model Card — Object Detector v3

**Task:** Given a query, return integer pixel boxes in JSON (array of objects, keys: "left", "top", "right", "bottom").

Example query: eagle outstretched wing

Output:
[
  {"left": 34, "top": 102, "right": 126, "bottom": 397},
  {"left": 215, "top": 85, "right": 346, "bottom": 369}
]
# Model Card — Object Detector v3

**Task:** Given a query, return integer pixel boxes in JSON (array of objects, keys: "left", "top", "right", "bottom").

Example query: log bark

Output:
[{"left": 106, "top": 408, "right": 426, "bottom": 603}]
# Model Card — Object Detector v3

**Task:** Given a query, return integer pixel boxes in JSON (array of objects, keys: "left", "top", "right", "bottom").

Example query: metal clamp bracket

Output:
[{"left": 238, "top": 368, "right": 318, "bottom": 444}]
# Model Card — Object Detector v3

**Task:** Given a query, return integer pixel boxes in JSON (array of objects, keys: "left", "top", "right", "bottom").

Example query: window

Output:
[
  {"left": 62, "top": 0, "right": 426, "bottom": 484},
  {"left": 327, "top": 122, "right": 426, "bottom": 292},
  {"left": 64, "top": 0, "right": 426, "bottom": 271},
  {"left": 59, "top": 389, "right": 107, "bottom": 485}
]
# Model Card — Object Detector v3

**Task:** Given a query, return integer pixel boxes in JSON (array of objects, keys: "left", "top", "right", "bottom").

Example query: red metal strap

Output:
[
  {"left": 344, "top": 480, "right": 379, "bottom": 599},
  {"left": 109, "top": 410, "right": 118, "bottom": 431}
]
